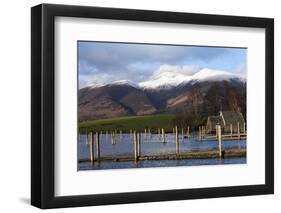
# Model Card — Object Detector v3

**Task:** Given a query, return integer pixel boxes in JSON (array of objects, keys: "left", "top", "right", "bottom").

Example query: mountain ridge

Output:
[
  {"left": 84, "top": 68, "right": 245, "bottom": 91},
  {"left": 79, "top": 73, "right": 246, "bottom": 121}
]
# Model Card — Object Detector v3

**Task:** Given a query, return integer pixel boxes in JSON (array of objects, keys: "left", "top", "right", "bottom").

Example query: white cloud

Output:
[
  {"left": 153, "top": 64, "right": 201, "bottom": 77},
  {"left": 233, "top": 63, "right": 247, "bottom": 79}
]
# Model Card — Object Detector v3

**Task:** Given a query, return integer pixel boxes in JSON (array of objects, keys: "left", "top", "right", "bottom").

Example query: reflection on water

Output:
[
  {"left": 79, "top": 157, "right": 246, "bottom": 170},
  {"left": 78, "top": 133, "right": 246, "bottom": 170}
]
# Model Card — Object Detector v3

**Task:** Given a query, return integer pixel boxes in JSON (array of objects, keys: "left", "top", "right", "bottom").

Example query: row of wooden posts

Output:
[
  {"left": 82, "top": 127, "right": 209, "bottom": 163},
  {"left": 83, "top": 124, "right": 245, "bottom": 144},
  {"left": 82, "top": 127, "right": 191, "bottom": 144},
  {"left": 83, "top": 127, "right": 191, "bottom": 141},
  {"left": 198, "top": 122, "right": 246, "bottom": 140},
  {"left": 84, "top": 128, "right": 182, "bottom": 163},
  {"left": 133, "top": 127, "right": 181, "bottom": 160},
  {"left": 87, "top": 131, "right": 100, "bottom": 162},
  {"left": 81, "top": 123, "right": 246, "bottom": 163},
  {"left": 81, "top": 122, "right": 246, "bottom": 144}
]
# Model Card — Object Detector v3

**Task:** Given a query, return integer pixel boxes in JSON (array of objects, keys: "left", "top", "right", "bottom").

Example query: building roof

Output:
[
  {"left": 207, "top": 116, "right": 224, "bottom": 126},
  {"left": 220, "top": 111, "right": 245, "bottom": 125}
]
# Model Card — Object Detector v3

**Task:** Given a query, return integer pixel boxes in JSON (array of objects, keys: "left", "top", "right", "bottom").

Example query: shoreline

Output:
[{"left": 79, "top": 148, "right": 246, "bottom": 163}]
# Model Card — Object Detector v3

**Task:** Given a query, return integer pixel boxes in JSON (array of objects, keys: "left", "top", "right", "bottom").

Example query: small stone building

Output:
[{"left": 206, "top": 111, "right": 245, "bottom": 133}]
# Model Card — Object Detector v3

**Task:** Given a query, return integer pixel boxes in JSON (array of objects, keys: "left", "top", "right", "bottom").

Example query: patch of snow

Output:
[
  {"left": 88, "top": 81, "right": 106, "bottom": 89},
  {"left": 107, "top": 80, "right": 140, "bottom": 89},
  {"left": 191, "top": 68, "right": 237, "bottom": 82},
  {"left": 87, "top": 66, "right": 245, "bottom": 90},
  {"left": 139, "top": 71, "right": 192, "bottom": 90},
  {"left": 139, "top": 67, "right": 243, "bottom": 90}
]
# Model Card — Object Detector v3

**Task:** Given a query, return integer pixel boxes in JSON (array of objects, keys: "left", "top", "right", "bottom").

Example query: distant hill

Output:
[{"left": 79, "top": 69, "right": 246, "bottom": 121}]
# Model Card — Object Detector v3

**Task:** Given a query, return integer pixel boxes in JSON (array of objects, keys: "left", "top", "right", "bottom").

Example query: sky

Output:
[{"left": 78, "top": 41, "right": 247, "bottom": 88}]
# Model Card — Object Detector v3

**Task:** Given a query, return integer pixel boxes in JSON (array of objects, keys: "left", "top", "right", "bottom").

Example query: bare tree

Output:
[
  {"left": 190, "top": 84, "right": 203, "bottom": 114},
  {"left": 228, "top": 87, "right": 241, "bottom": 111}
]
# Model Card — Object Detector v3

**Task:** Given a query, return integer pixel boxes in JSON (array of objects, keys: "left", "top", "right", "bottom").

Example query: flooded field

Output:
[{"left": 78, "top": 132, "right": 246, "bottom": 170}]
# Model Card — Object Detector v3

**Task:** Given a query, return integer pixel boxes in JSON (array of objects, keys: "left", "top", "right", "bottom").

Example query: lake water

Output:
[{"left": 78, "top": 133, "right": 246, "bottom": 170}]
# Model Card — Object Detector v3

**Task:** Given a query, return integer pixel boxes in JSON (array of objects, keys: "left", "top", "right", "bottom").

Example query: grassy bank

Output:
[{"left": 79, "top": 114, "right": 174, "bottom": 132}]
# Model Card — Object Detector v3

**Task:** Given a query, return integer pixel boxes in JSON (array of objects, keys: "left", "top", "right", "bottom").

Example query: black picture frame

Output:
[{"left": 31, "top": 3, "right": 274, "bottom": 209}]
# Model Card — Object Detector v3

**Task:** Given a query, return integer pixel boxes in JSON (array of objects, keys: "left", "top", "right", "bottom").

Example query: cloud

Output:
[
  {"left": 79, "top": 42, "right": 228, "bottom": 73},
  {"left": 78, "top": 41, "right": 246, "bottom": 88},
  {"left": 153, "top": 64, "right": 201, "bottom": 77},
  {"left": 233, "top": 63, "right": 247, "bottom": 79}
]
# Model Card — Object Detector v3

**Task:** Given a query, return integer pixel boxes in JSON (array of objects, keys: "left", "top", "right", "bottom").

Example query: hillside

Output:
[{"left": 79, "top": 69, "right": 246, "bottom": 121}]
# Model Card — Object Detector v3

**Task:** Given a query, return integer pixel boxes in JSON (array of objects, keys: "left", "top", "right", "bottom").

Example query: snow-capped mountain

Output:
[
  {"left": 79, "top": 68, "right": 246, "bottom": 121},
  {"left": 139, "top": 68, "right": 243, "bottom": 90},
  {"left": 87, "top": 68, "right": 244, "bottom": 91},
  {"left": 191, "top": 68, "right": 240, "bottom": 82},
  {"left": 89, "top": 79, "right": 139, "bottom": 89},
  {"left": 139, "top": 70, "right": 192, "bottom": 90},
  {"left": 107, "top": 80, "right": 140, "bottom": 89}
]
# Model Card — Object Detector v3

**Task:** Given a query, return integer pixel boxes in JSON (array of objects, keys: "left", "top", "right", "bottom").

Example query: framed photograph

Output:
[{"left": 31, "top": 4, "right": 274, "bottom": 209}]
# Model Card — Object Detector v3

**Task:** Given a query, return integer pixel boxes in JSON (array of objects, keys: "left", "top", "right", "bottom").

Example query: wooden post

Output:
[
  {"left": 111, "top": 132, "right": 113, "bottom": 145},
  {"left": 230, "top": 124, "right": 233, "bottom": 137},
  {"left": 86, "top": 129, "right": 89, "bottom": 145},
  {"left": 204, "top": 126, "right": 206, "bottom": 137},
  {"left": 175, "top": 126, "right": 179, "bottom": 155},
  {"left": 137, "top": 132, "right": 141, "bottom": 158},
  {"left": 199, "top": 126, "right": 201, "bottom": 140},
  {"left": 148, "top": 128, "right": 151, "bottom": 138},
  {"left": 216, "top": 125, "right": 218, "bottom": 139},
  {"left": 89, "top": 131, "right": 94, "bottom": 163},
  {"left": 144, "top": 128, "right": 147, "bottom": 138},
  {"left": 203, "top": 126, "right": 205, "bottom": 138},
  {"left": 158, "top": 128, "right": 161, "bottom": 138},
  {"left": 243, "top": 122, "right": 246, "bottom": 135},
  {"left": 218, "top": 125, "right": 222, "bottom": 158},
  {"left": 187, "top": 126, "right": 190, "bottom": 138},
  {"left": 133, "top": 130, "right": 137, "bottom": 161},
  {"left": 162, "top": 128, "right": 165, "bottom": 143},
  {"left": 119, "top": 130, "right": 122, "bottom": 139},
  {"left": 181, "top": 128, "right": 184, "bottom": 142},
  {"left": 204, "top": 126, "right": 207, "bottom": 137},
  {"left": 237, "top": 122, "right": 240, "bottom": 140},
  {"left": 96, "top": 132, "right": 100, "bottom": 161},
  {"left": 105, "top": 130, "right": 108, "bottom": 141}
]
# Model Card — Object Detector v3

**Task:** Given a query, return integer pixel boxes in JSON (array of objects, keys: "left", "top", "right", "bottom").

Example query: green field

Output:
[{"left": 79, "top": 114, "right": 174, "bottom": 132}]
